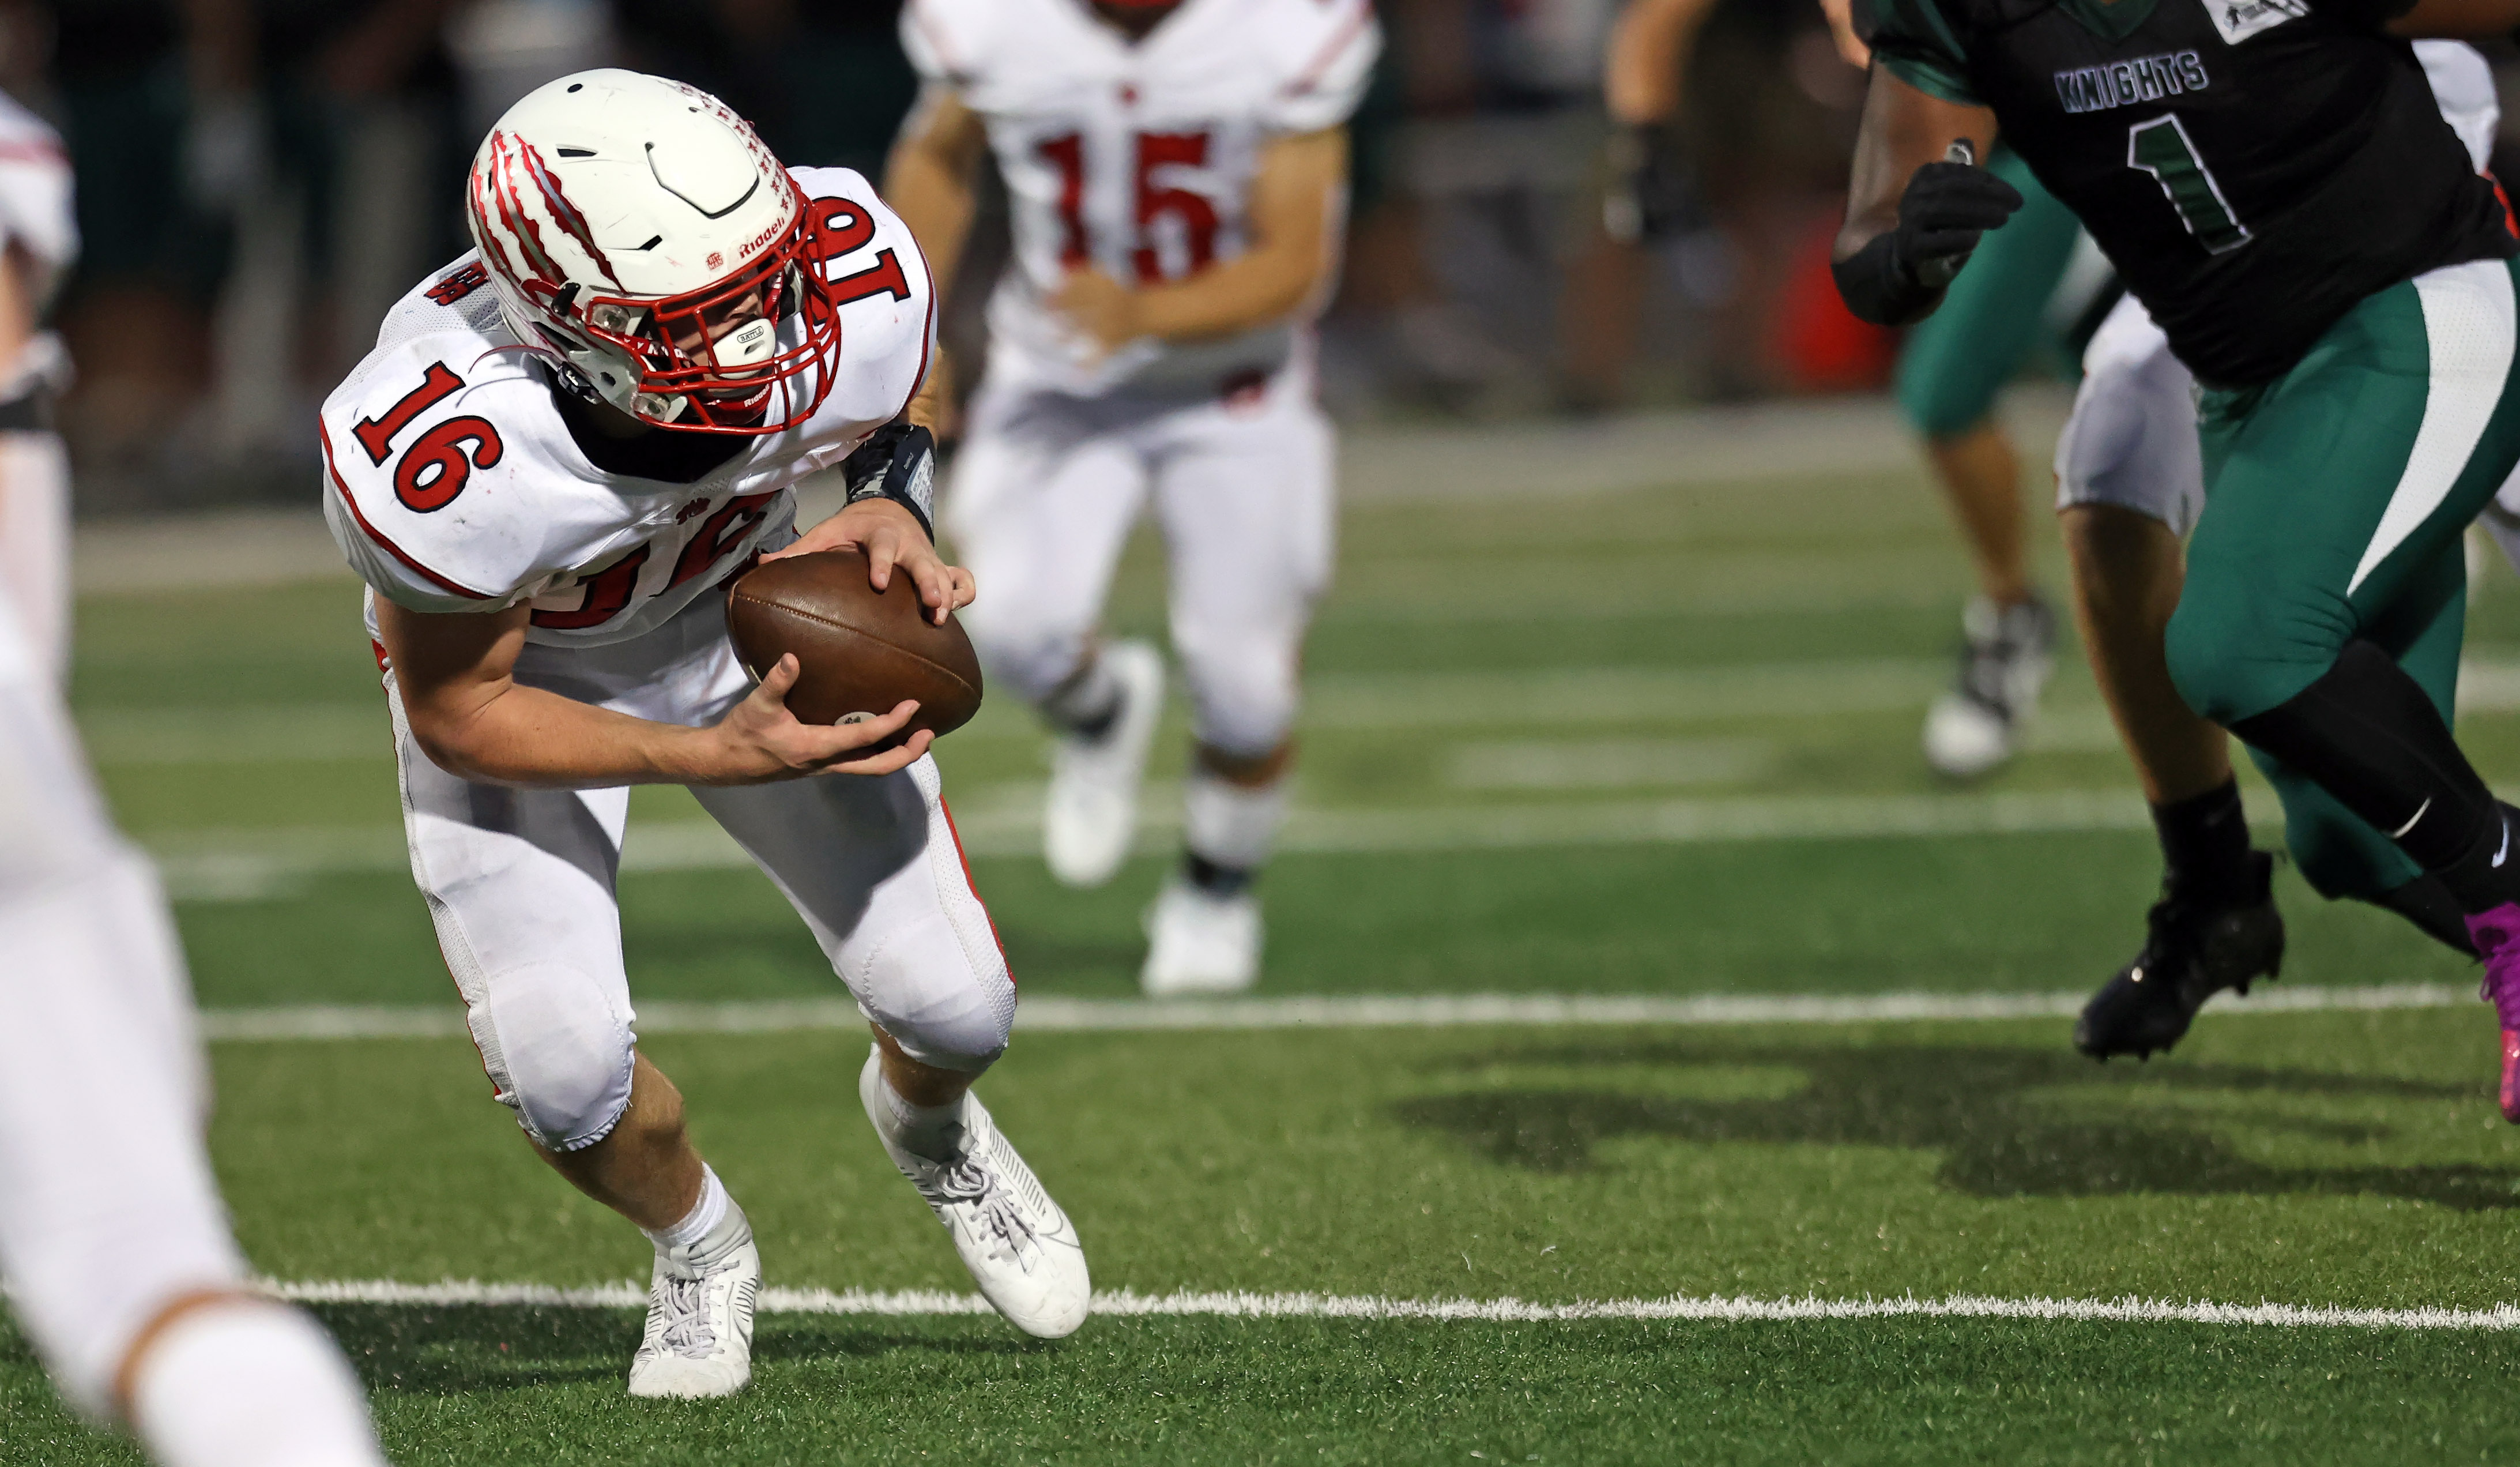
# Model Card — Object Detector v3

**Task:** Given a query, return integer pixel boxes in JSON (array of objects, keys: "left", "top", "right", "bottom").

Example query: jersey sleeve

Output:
[
  {"left": 1265, "top": 0, "right": 1383, "bottom": 134},
  {"left": 790, "top": 167, "right": 940, "bottom": 432},
  {"left": 899, "top": 0, "right": 985, "bottom": 89},
  {"left": 318, "top": 341, "right": 559, "bottom": 615},
  {"left": 1853, "top": 0, "right": 1981, "bottom": 106}
]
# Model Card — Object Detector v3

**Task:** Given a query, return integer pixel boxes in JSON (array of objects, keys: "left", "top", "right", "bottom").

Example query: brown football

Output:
[{"left": 726, "top": 549, "right": 984, "bottom": 742}]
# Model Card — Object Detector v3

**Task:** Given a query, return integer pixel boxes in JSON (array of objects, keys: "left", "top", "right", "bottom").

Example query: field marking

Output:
[
  {"left": 265, "top": 1279, "right": 2520, "bottom": 1331},
  {"left": 145, "top": 787, "right": 2178, "bottom": 902},
  {"left": 195, "top": 982, "right": 2479, "bottom": 1044}
]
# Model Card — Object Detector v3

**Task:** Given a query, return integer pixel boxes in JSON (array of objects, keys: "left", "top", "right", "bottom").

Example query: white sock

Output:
[
  {"left": 1184, "top": 766, "right": 1289, "bottom": 872},
  {"left": 128, "top": 1300, "right": 388, "bottom": 1467},
  {"left": 641, "top": 1164, "right": 731, "bottom": 1254},
  {"left": 873, "top": 1066, "right": 970, "bottom": 1163}
]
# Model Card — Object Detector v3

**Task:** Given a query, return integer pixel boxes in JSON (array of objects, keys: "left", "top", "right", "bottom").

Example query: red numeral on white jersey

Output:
[{"left": 1036, "top": 129, "right": 1221, "bottom": 284}]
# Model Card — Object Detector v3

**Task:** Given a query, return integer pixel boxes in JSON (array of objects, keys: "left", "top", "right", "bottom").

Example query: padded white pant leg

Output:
[
  {"left": 1152, "top": 384, "right": 1334, "bottom": 758},
  {"left": 389, "top": 675, "right": 637, "bottom": 1153},
  {"left": 0, "top": 428, "right": 68, "bottom": 682},
  {"left": 694, "top": 756, "right": 1014, "bottom": 1072},
  {"left": 0, "top": 608, "right": 243, "bottom": 1419},
  {"left": 2054, "top": 294, "right": 2206, "bottom": 536},
  {"left": 945, "top": 383, "right": 1151, "bottom": 705}
]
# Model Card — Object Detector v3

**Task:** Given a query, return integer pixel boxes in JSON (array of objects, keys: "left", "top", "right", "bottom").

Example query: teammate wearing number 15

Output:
[
  {"left": 320, "top": 71, "right": 1090, "bottom": 1399},
  {"left": 1835, "top": 0, "right": 2520, "bottom": 1108},
  {"left": 888, "top": 0, "right": 1378, "bottom": 995}
]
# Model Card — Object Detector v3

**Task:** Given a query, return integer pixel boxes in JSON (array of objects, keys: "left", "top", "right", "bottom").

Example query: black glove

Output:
[
  {"left": 1832, "top": 159, "right": 2025, "bottom": 326},
  {"left": 1892, "top": 160, "right": 2024, "bottom": 285},
  {"left": 1602, "top": 123, "right": 1709, "bottom": 245}
]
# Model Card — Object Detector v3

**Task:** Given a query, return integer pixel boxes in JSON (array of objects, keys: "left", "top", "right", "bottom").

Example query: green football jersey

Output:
[{"left": 1855, "top": 0, "right": 2515, "bottom": 386}]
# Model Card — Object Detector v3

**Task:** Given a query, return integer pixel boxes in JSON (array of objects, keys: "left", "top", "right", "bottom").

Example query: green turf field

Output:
[{"left": 13, "top": 456, "right": 2520, "bottom": 1463}]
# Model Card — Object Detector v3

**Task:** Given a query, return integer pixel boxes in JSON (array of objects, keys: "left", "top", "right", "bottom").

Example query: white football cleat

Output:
[
  {"left": 1140, "top": 877, "right": 1261, "bottom": 997},
  {"left": 857, "top": 1051, "right": 1091, "bottom": 1340},
  {"left": 626, "top": 1209, "right": 761, "bottom": 1400},
  {"left": 1922, "top": 594, "right": 2055, "bottom": 780},
  {"left": 1044, "top": 640, "right": 1165, "bottom": 888}
]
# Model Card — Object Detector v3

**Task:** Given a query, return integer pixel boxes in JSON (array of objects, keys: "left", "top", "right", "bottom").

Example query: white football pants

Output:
[
  {"left": 0, "top": 426, "right": 70, "bottom": 680},
  {"left": 944, "top": 364, "right": 1335, "bottom": 759},
  {"left": 2058, "top": 292, "right": 2520, "bottom": 561},
  {"left": 383, "top": 585, "right": 1015, "bottom": 1154},
  {"left": 0, "top": 579, "right": 390, "bottom": 1467}
]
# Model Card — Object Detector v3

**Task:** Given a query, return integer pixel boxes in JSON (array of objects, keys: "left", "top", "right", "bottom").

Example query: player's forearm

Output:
[
  {"left": 406, "top": 682, "right": 715, "bottom": 789},
  {"left": 1605, "top": 0, "right": 1711, "bottom": 125},
  {"left": 1131, "top": 241, "right": 1330, "bottom": 343}
]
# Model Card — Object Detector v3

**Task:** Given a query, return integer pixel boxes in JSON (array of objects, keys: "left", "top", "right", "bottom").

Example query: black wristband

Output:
[
  {"left": 1830, "top": 232, "right": 1942, "bottom": 328},
  {"left": 841, "top": 422, "right": 937, "bottom": 544}
]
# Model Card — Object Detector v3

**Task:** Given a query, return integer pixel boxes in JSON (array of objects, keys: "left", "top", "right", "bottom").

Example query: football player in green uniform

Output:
[
  {"left": 1892, "top": 146, "right": 2082, "bottom": 781},
  {"left": 1834, "top": 0, "right": 2520, "bottom": 1114}
]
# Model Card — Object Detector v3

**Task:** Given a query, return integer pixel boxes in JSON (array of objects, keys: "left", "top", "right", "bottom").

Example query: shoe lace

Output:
[
  {"left": 928, "top": 1156, "right": 1039, "bottom": 1262},
  {"left": 651, "top": 1270, "right": 717, "bottom": 1359}
]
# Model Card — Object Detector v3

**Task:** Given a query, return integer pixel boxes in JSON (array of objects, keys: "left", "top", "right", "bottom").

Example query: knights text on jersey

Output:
[
  {"left": 1860, "top": 0, "right": 2516, "bottom": 387},
  {"left": 319, "top": 166, "right": 937, "bottom": 647},
  {"left": 901, "top": 0, "right": 1378, "bottom": 397}
]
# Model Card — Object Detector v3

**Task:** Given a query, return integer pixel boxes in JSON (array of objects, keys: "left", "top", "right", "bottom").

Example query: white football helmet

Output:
[{"left": 466, "top": 69, "right": 840, "bottom": 434}]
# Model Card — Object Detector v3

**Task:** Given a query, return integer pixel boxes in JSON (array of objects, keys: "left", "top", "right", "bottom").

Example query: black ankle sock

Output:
[
  {"left": 1063, "top": 699, "right": 1121, "bottom": 742},
  {"left": 2153, "top": 778, "right": 2252, "bottom": 905},
  {"left": 2360, "top": 874, "right": 2478, "bottom": 958},
  {"left": 1184, "top": 852, "right": 1255, "bottom": 898},
  {"left": 2228, "top": 640, "right": 2513, "bottom": 911}
]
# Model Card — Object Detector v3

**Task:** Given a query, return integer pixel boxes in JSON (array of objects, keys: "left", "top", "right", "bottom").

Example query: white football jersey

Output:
[
  {"left": 321, "top": 167, "right": 936, "bottom": 648},
  {"left": 902, "top": 0, "right": 1379, "bottom": 397}
]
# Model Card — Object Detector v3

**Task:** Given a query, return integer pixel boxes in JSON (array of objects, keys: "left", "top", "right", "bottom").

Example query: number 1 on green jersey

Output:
[{"left": 2129, "top": 114, "right": 2251, "bottom": 254}]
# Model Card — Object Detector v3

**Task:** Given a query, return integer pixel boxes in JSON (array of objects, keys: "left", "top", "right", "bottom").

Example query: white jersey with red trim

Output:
[
  {"left": 902, "top": 0, "right": 1378, "bottom": 398},
  {"left": 320, "top": 166, "right": 936, "bottom": 648},
  {"left": 0, "top": 90, "right": 74, "bottom": 310}
]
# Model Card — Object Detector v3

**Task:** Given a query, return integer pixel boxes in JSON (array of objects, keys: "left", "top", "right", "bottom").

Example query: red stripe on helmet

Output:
[{"left": 520, "top": 140, "right": 621, "bottom": 288}]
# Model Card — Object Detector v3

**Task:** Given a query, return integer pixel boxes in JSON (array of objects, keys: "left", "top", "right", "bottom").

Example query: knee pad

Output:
[
  {"left": 2163, "top": 591, "right": 2325, "bottom": 727},
  {"left": 857, "top": 918, "right": 1015, "bottom": 1074},
  {"left": 961, "top": 611, "right": 1093, "bottom": 708},
  {"left": 469, "top": 961, "right": 635, "bottom": 1151},
  {"left": 1176, "top": 630, "right": 1299, "bottom": 759}
]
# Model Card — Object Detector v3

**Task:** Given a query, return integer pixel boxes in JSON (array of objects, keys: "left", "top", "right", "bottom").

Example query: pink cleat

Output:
[{"left": 2465, "top": 903, "right": 2520, "bottom": 1122}]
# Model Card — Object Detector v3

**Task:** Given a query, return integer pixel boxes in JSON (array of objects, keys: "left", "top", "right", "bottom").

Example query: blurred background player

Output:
[
  {"left": 0, "top": 82, "right": 70, "bottom": 678},
  {"left": 323, "top": 71, "right": 1086, "bottom": 1398},
  {"left": 886, "top": 0, "right": 1380, "bottom": 995},
  {"left": 0, "top": 82, "right": 390, "bottom": 1467},
  {"left": 2059, "top": 42, "right": 2507, "bottom": 1059}
]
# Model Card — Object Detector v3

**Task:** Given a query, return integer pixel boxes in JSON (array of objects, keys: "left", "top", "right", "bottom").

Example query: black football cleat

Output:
[{"left": 2074, "top": 851, "right": 2285, "bottom": 1060}]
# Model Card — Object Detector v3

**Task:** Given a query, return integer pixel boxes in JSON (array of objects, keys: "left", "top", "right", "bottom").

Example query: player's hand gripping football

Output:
[
  {"left": 1890, "top": 151, "right": 2024, "bottom": 289},
  {"left": 764, "top": 497, "right": 975, "bottom": 627},
  {"left": 703, "top": 652, "right": 933, "bottom": 779}
]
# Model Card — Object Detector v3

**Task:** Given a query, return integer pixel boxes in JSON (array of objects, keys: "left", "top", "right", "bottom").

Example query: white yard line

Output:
[
  {"left": 196, "top": 982, "right": 2477, "bottom": 1044},
  {"left": 145, "top": 787, "right": 2175, "bottom": 902},
  {"left": 262, "top": 1278, "right": 2520, "bottom": 1330}
]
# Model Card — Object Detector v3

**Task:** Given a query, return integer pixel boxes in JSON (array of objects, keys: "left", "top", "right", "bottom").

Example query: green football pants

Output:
[
  {"left": 2167, "top": 255, "right": 2520, "bottom": 899},
  {"left": 1893, "top": 149, "right": 2085, "bottom": 439}
]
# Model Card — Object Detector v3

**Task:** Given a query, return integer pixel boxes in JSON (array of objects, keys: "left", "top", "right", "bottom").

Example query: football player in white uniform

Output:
[
  {"left": 320, "top": 71, "right": 1089, "bottom": 1398},
  {"left": 0, "top": 95, "right": 393, "bottom": 1467},
  {"left": 887, "top": 0, "right": 1380, "bottom": 994},
  {"left": 2046, "top": 44, "right": 2514, "bottom": 1056}
]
